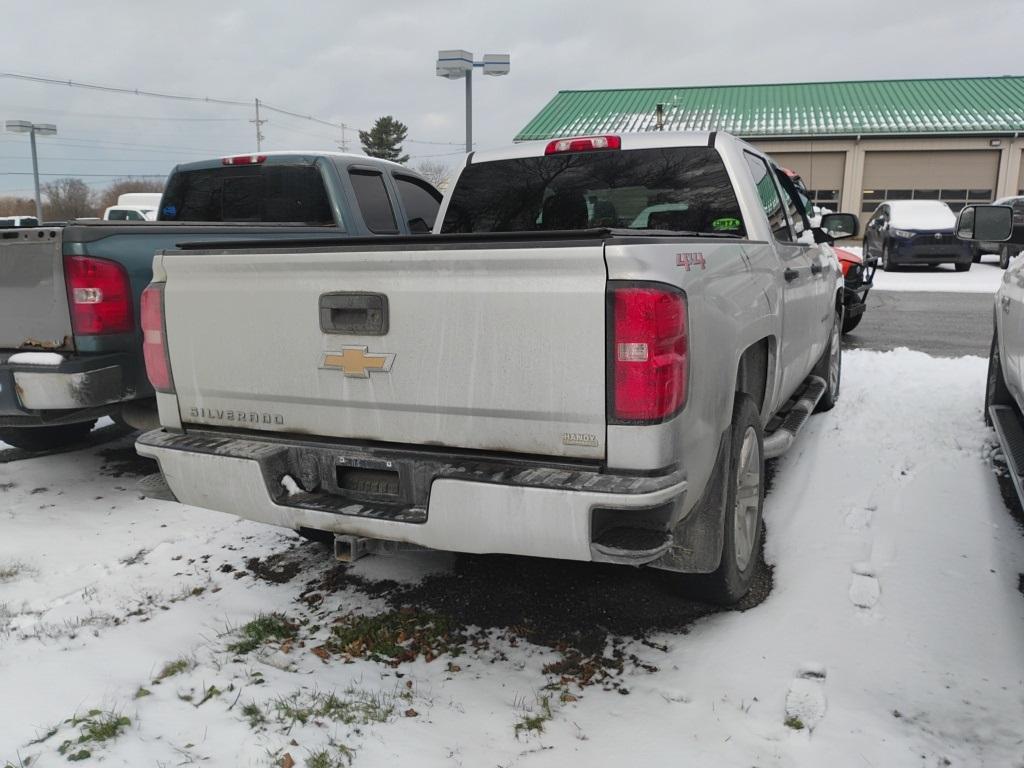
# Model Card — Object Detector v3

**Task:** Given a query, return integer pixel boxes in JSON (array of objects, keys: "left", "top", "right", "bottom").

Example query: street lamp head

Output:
[
  {"left": 436, "top": 49, "right": 473, "bottom": 79},
  {"left": 5, "top": 120, "right": 57, "bottom": 136},
  {"left": 482, "top": 54, "right": 510, "bottom": 76}
]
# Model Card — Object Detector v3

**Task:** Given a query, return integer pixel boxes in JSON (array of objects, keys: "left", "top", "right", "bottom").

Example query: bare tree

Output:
[
  {"left": 42, "top": 178, "right": 95, "bottom": 220},
  {"left": 0, "top": 196, "right": 38, "bottom": 217},
  {"left": 94, "top": 177, "right": 165, "bottom": 213},
  {"left": 414, "top": 161, "right": 452, "bottom": 190}
]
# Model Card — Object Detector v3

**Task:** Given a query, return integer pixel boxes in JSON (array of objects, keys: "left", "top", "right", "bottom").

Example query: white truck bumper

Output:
[{"left": 136, "top": 429, "right": 688, "bottom": 564}]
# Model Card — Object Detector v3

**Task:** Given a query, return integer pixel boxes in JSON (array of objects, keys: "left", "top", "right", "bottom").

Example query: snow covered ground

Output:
[
  {"left": 1, "top": 350, "right": 1022, "bottom": 767},
  {"left": 843, "top": 246, "right": 1006, "bottom": 294}
]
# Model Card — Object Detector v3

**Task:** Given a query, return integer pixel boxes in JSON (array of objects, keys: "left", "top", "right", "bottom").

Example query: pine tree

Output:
[{"left": 359, "top": 116, "right": 409, "bottom": 164}]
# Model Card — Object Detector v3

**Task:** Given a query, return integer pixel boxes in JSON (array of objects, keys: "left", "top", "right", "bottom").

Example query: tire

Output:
[
  {"left": 972, "top": 245, "right": 982, "bottom": 264},
  {"left": 693, "top": 393, "right": 765, "bottom": 605},
  {"left": 955, "top": 261, "right": 971, "bottom": 273},
  {"left": 985, "top": 332, "right": 1013, "bottom": 427},
  {"left": 881, "top": 243, "right": 894, "bottom": 271},
  {"left": 841, "top": 302, "right": 864, "bottom": 334},
  {"left": 812, "top": 308, "right": 842, "bottom": 412},
  {"left": 999, "top": 245, "right": 1012, "bottom": 270},
  {"left": 0, "top": 420, "right": 96, "bottom": 452}
]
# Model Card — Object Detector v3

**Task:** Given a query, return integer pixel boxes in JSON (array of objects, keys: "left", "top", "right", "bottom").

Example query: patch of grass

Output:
[
  {"left": 326, "top": 609, "right": 463, "bottom": 665},
  {"left": 305, "top": 743, "right": 355, "bottom": 768},
  {"left": 154, "top": 656, "right": 192, "bottom": 681},
  {"left": 514, "top": 694, "right": 553, "bottom": 737},
  {"left": 272, "top": 686, "right": 395, "bottom": 729},
  {"left": 228, "top": 612, "right": 298, "bottom": 654},
  {"left": 784, "top": 715, "right": 805, "bottom": 730},
  {"left": 0, "top": 561, "right": 26, "bottom": 582},
  {"left": 57, "top": 709, "right": 131, "bottom": 759},
  {"left": 133, "top": 687, "right": 151, "bottom": 700},
  {"left": 241, "top": 702, "right": 267, "bottom": 729}
]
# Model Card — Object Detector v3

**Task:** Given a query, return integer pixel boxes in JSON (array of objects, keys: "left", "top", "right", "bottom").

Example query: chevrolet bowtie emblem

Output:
[{"left": 320, "top": 347, "right": 395, "bottom": 378}]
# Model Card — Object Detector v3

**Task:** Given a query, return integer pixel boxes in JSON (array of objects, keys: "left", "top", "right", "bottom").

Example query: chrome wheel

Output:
[{"left": 733, "top": 425, "right": 762, "bottom": 572}]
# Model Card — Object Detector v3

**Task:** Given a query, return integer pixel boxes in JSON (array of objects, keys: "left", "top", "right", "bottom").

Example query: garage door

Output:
[
  {"left": 862, "top": 150, "right": 999, "bottom": 225},
  {"left": 770, "top": 152, "right": 845, "bottom": 211}
]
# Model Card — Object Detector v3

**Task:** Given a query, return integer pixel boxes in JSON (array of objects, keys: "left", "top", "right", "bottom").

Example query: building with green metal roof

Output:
[{"left": 516, "top": 76, "right": 1024, "bottom": 230}]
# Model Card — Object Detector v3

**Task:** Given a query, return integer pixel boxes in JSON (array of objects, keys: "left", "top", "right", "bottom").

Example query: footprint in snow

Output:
[
  {"left": 844, "top": 507, "right": 873, "bottom": 531},
  {"left": 785, "top": 664, "right": 827, "bottom": 732},
  {"left": 849, "top": 562, "right": 880, "bottom": 609}
]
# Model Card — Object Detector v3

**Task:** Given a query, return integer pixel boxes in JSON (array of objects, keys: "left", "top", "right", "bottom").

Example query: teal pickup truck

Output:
[{"left": 0, "top": 152, "right": 442, "bottom": 450}]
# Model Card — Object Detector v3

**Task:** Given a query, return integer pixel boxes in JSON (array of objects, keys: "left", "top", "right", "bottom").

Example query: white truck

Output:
[
  {"left": 103, "top": 192, "right": 163, "bottom": 222},
  {"left": 136, "top": 132, "right": 858, "bottom": 603}
]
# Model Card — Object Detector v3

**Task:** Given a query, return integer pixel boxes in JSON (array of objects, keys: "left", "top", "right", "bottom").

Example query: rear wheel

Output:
[
  {"left": 692, "top": 394, "right": 764, "bottom": 605},
  {"left": 841, "top": 302, "right": 864, "bottom": 334},
  {"left": 881, "top": 243, "right": 894, "bottom": 271},
  {"left": 972, "top": 245, "right": 982, "bottom": 264},
  {"left": 812, "top": 308, "right": 842, "bottom": 412},
  {"left": 985, "top": 332, "right": 1013, "bottom": 427},
  {"left": 0, "top": 420, "right": 96, "bottom": 452},
  {"left": 955, "top": 261, "right": 971, "bottom": 273},
  {"left": 999, "top": 245, "right": 1012, "bottom": 270}
]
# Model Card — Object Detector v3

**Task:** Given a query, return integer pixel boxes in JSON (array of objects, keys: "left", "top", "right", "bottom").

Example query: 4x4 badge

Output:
[{"left": 320, "top": 347, "right": 395, "bottom": 378}]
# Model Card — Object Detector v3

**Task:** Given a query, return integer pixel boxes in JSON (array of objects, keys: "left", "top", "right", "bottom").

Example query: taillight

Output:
[
  {"left": 545, "top": 135, "right": 621, "bottom": 155},
  {"left": 141, "top": 283, "right": 174, "bottom": 394},
  {"left": 63, "top": 255, "right": 133, "bottom": 335},
  {"left": 222, "top": 154, "right": 267, "bottom": 165},
  {"left": 610, "top": 284, "right": 687, "bottom": 423}
]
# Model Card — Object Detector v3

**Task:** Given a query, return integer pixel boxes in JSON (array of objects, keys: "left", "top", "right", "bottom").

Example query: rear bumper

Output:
[
  {"left": 0, "top": 351, "right": 131, "bottom": 424},
  {"left": 136, "top": 428, "right": 689, "bottom": 563}
]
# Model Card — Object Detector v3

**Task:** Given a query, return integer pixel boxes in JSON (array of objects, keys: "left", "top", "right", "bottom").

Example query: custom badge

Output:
[{"left": 320, "top": 346, "right": 395, "bottom": 378}]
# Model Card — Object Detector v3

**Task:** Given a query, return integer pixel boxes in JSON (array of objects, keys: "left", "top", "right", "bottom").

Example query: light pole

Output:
[
  {"left": 436, "top": 50, "right": 510, "bottom": 153},
  {"left": 6, "top": 120, "right": 57, "bottom": 220}
]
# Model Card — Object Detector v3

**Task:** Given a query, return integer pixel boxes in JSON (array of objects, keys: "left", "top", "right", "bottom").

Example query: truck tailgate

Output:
[
  {"left": 0, "top": 229, "right": 73, "bottom": 351},
  {"left": 162, "top": 242, "right": 608, "bottom": 459}
]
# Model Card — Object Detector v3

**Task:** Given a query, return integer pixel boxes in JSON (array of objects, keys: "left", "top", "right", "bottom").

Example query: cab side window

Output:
[
  {"left": 394, "top": 174, "right": 442, "bottom": 233},
  {"left": 349, "top": 170, "right": 399, "bottom": 234},
  {"left": 743, "top": 152, "right": 791, "bottom": 242},
  {"left": 773, "top": 169, "right": 807, "bottom": 237}
]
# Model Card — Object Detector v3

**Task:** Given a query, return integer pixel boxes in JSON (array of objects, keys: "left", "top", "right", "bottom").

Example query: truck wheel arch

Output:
[{"left": 734, "top": 337, "right": 773, "bottom": 420}]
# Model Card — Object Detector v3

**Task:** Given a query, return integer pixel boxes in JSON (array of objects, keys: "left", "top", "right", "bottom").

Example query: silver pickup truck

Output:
[{"left": 137, "top": 132, "right": 858, "bottom": 603}]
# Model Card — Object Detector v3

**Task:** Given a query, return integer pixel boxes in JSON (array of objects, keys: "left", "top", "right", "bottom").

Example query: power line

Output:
[
  {"left": 0, "top": 104, "right": 243, "bottom": 122},
  {"left": 0, "top": 172, "right": 166, "bottom": 178},
  {"left": 1, "top": 69, "right": 463, "bottom": 152},
  {"left": 0, "top": 70, "right": 251, "bottom": 107}
]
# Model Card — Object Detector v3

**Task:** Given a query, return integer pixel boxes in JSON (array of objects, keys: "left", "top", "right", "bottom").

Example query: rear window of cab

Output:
[{"left": 440, "top": 146, "right": 745, "bottom": 236}]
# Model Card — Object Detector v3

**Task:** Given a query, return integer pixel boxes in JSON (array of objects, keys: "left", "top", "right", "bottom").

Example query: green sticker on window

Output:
[{"left": 712, "top": 217, "right": 741, "bottom": 231}]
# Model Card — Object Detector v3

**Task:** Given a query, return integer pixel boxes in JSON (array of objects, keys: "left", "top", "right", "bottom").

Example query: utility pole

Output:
[
  {"left": 338, "top": 123, "right": 349, "bottom": 153},
  {"left": 464, "top": 69, "right": 473, "bottom": 153},
  {"left": 5, "top": 121, "right": 56, "bottom": 220},
  {"left": 251, "top": 97, "right": 266, "bottom": 151}
]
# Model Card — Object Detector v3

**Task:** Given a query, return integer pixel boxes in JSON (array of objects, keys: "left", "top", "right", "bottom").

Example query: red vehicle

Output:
[
  {"left": 835, "top": 246, "right": 875, "bottom": 334},
  {"left": 779, "top": 168, "right": 874, "bottom": 334}
]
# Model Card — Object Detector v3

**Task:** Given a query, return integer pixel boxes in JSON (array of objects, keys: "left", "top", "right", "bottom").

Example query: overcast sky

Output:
[{"left": 1, "top": 0, "right": 1022, "bottom": 196}]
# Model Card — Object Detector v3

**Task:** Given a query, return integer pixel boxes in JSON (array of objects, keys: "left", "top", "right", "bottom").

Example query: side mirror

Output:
[
  {"left": 818, "top": 212, "right": 859, "bottom": 240},
  {"left": 956, "top": 205, "right": 1013, "bottom": 242}
]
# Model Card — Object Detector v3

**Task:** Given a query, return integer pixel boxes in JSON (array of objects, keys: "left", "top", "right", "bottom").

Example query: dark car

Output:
[
  {"left": 971, "top": 195, "right": 1024, "bottom": 268},
  {"left": 863, "top": 200, "right": 972, "bottom": 272}
]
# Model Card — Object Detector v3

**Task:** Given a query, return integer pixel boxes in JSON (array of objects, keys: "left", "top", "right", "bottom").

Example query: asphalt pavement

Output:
[{"left": 844, "top": 290, "right": 994, "bottom": 358}]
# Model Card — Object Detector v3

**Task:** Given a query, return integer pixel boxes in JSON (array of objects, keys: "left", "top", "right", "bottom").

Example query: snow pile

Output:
[
  {"left": 6, "top": 352, "right": 64, "bottom": 366},
  {"left": 1, "top": 350, "right": 1022, "bottom": 767}
]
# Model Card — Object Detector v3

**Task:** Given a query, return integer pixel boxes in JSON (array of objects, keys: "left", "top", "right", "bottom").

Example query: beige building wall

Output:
[{"left": 752, "top": 136, "right": 1024, "bottom": 230}]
